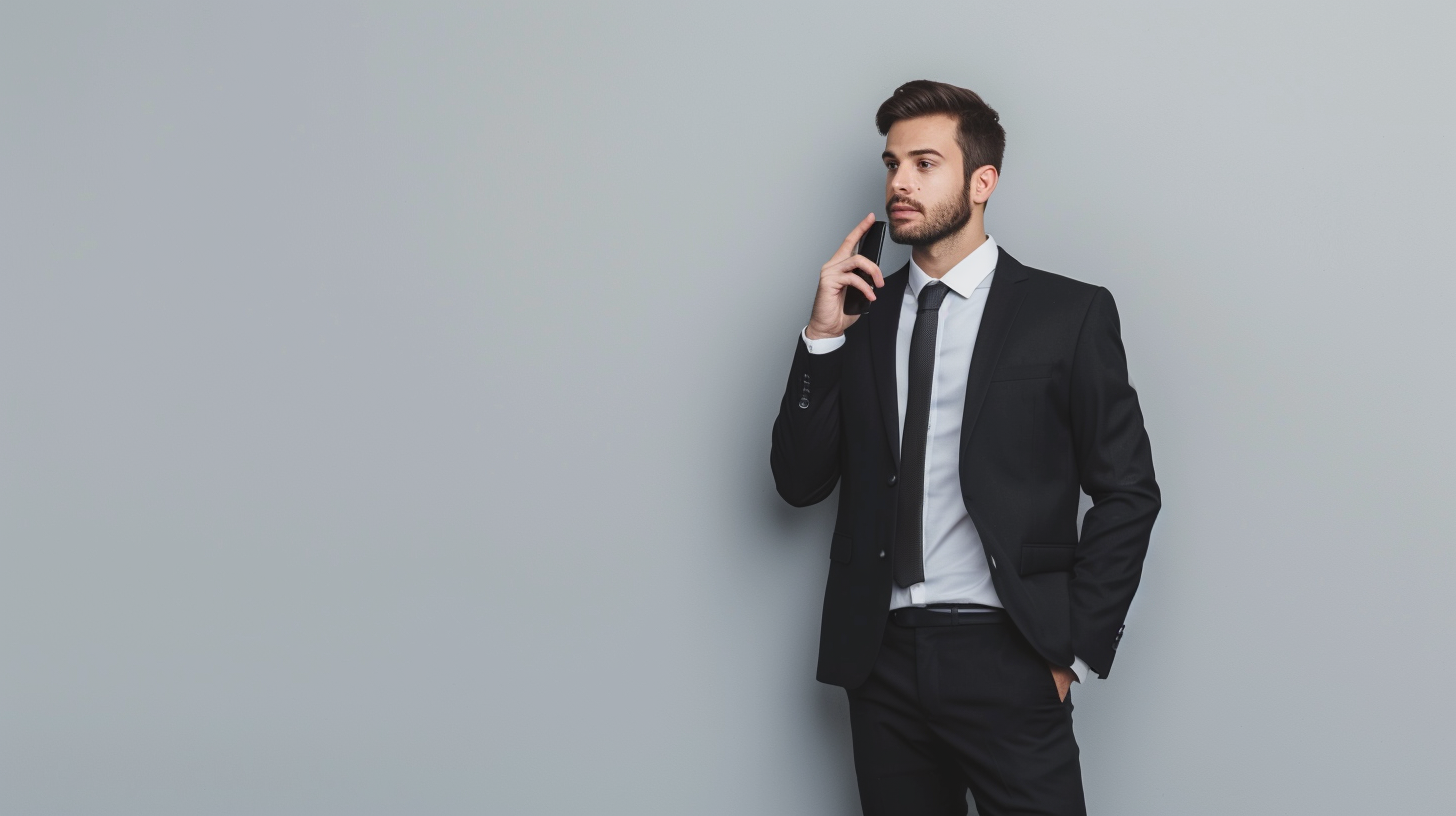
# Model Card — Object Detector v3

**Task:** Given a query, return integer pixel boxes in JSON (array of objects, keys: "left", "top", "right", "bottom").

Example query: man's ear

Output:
[{"left": 971, "top": 164, "right": 999, "bottom": 206}]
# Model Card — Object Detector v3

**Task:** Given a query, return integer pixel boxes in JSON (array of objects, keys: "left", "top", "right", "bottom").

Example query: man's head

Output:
[{"left": 877, "top": 80, "right": 1004, "bottom": 247}]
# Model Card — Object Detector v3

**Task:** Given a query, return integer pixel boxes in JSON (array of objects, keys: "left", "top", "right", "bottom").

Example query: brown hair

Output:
[{"left": 875, "top": 80, "right": 1005, "bottom": 182}]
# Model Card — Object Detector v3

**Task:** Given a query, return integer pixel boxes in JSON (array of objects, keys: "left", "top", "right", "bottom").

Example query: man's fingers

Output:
[
  {"left": 829, "top": 213, "right": 878, "bottom": 264},
  {"left": 827, "top": 269, "right": 876, "bottom": 302},
  {"left": 1048, "top": 666, "right": 1073, "bottom": 702},
  {"left": 848, "top": 255, "right": 884, "bottom": 288},
  {"left": 828, "top": 255, "right": 884, "bottom": 288}
]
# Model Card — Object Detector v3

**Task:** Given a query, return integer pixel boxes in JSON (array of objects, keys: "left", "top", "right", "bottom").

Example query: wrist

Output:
[{"left": 804, "top": 326, "right": 842, "bottom": 341}]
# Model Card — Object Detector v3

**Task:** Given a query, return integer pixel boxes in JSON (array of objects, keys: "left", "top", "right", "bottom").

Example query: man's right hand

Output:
[{"left": 805, "top": 213, "right": 885, "bottom": 341}]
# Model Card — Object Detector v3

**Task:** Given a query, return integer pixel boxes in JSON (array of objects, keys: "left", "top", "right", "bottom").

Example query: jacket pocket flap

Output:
[
  {"left": 1019, "top": 543, "right": 1075, "bottom": 575},
  {"left": 991, "top": 363, "right": 1055, "bottom": 382},
  {"left": 830, "top": 532, "right": 853, "bottom": 564}
]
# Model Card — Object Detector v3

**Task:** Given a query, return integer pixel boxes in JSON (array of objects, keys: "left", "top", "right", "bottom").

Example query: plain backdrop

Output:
[{"left": 3, "top": 2, "right": 1454, "bottom": 814}]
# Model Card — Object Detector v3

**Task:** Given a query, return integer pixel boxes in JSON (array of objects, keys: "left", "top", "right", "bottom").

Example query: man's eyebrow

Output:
[{"left": 882, "top": 149, "right": 946, "bottom": 159}]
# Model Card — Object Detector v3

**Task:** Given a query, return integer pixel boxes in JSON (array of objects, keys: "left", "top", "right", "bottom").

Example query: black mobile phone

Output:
[{"left": 843, "top": 220, "right": 887, "bottom": 315}]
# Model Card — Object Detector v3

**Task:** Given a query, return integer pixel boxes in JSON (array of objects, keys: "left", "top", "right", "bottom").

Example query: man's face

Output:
[{"left": 882, "top": 114, "right": 972, "bottom": 247}]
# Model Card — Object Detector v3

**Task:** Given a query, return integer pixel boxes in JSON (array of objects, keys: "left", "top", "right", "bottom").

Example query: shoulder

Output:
[
  {"left": 997, "top": 246, "right": 1105, "bottom": 309},
  {"left": 1025, "top": 266, "right": 1099, "bottom": 295},
  {"left": 998, "top": 247, "right": 1096, "bottom": 293}
]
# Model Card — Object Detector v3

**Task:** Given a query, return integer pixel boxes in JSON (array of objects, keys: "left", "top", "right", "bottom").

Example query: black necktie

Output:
[{"left": 894, "top": 280, "right": 952, "bottom": 588}]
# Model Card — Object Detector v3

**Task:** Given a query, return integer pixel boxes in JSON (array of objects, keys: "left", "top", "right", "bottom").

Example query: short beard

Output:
[{"left": 887, "top": 177, "right": 973, "bottom": 248}]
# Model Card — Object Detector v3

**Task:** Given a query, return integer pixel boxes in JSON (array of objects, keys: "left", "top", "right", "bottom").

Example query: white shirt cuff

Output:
[
  {"left": 1070, "top": 656, "right": 1091, "bottom": 684},
  {"left": 801, "top": 327, "right": 846, "bottom": 355}
]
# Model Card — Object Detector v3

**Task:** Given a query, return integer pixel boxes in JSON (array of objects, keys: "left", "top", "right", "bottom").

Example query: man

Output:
[{"left": 770, "top": 80, "right": 1160, "bottom": 815}]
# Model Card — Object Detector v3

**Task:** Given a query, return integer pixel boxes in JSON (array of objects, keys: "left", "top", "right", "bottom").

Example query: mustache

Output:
[{"left": 886, "top": 196, "right": 923, "bottom": 212}]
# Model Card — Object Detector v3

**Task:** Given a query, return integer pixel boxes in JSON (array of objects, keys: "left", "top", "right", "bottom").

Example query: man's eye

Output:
[{"left": 919, "top": 161, "right": 933, "bottom": 169}]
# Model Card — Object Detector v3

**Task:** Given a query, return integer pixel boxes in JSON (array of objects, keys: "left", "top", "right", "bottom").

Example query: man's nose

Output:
[{"left": 890, "top": 167, "right": 914, "bottom": 192}]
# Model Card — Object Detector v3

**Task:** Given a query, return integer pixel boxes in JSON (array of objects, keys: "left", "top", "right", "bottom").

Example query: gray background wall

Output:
[{"left": 3, "top": 2, "right": 1453, "bottom": 814}]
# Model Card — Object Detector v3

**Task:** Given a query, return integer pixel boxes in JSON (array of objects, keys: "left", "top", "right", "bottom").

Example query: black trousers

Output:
[{"left": 845, "top": 612, "right": 1086, "bottom": 816}]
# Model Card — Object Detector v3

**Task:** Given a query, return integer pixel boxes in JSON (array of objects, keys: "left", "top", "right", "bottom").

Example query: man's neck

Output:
[{"left": 911, "top": 217, "right": 988, "bottom": 279}]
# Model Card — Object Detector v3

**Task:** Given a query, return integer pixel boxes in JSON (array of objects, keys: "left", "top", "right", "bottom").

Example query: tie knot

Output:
[{"left": 917, "top": 281, "right": 951, "bottom": 312}]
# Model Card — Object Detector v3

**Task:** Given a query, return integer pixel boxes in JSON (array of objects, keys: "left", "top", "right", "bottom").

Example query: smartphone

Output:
[{"left": 843, "top": 220, "right": 887, "bottom": 315}]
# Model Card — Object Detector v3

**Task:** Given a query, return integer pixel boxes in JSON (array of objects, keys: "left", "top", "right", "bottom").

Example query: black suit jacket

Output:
[{"left": 771, "top": 246, "right": 1160, "bottom": 689}]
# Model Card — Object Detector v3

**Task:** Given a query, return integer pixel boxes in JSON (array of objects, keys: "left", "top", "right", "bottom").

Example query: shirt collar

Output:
[{"left": 908, "top": 234, "right": 998, "bottom": 300}]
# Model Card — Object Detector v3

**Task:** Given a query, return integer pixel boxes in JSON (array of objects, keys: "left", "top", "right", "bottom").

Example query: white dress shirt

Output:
[{"left": 801, "top": 235, "right": 1090, "bottom": 683}]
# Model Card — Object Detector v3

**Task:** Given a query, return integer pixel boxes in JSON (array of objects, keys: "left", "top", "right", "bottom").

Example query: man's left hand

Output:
[{"left": 1049, "top": 665, "right": 1075, "bottom": 702}]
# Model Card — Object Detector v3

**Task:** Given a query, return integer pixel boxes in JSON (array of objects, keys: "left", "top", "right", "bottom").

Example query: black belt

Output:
[{"left": 890, "top": 603, "right": 1006, "bottom": 627}]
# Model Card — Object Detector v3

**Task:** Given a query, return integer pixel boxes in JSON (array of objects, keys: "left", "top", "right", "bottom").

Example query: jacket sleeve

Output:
[
  {"left": 769, "top": 332, "right": 844, "bottom": 507},
  {"left": 1067, "top": 287, "right": 1161, "bottom": 678}
]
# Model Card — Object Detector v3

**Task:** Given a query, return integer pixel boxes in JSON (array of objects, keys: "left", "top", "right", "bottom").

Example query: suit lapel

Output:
[
  {"left": 960, "top": 247, "right": 1030, "bottom": 455},
  {"left": 870, "top": 263, "right": 909, "bottom": 465}
]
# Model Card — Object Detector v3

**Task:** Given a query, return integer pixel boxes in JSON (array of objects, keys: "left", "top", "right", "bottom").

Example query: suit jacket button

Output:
[
  {"left": 886, "top": 474, "right": 897, "bottom": 486},
  {"left": 797, "top": 398, "right": 809, "bottom": 409},
  {"left": 878, "top": 550, "right": 887, "bottom": 559}
]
